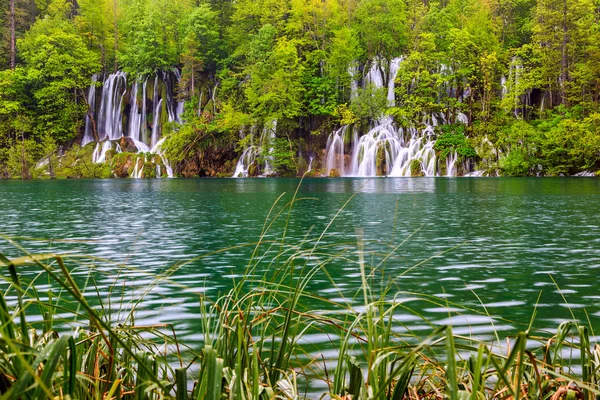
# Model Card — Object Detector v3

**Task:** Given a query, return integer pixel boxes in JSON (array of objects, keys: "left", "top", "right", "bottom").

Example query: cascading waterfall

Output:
[
  {"left": 140, "top": 79, "right": 148, "bottom": 143},
  {"left": 387, "top": 57, "right": 403, "bottom": 106},
  {"left": 349, "top": 62, "right": 359, "bottom": 100},
  {"left": 96, "top": 72, "right": 127, "bottom": 141},
  {"left": 151, "top": 138, "right": 174, "bottom": 178},
  {"left": 324, "top": 57, "right": 472, "bottom": 177},
  {"left": 151, "top": 99, "right": 163, "bottom": 147},
  {"left": 129, "top": 82, "right": 141, "bottom": 142},
  {"left": 388, "top": 127, "right": 437, "bottom": 177},
  {"left": 232, "top": 121, "right": 277, "bottom": 177},
  {"left": 82, "top": 75, "right": 98, "bottom": 146},
  {"left": 92, "top": 140, "right": 121, "bottom": 164},
  {"left": 446, "top": 151, "right": 458, "bottom": 177},
  {"left": 82, "top": 70, "right": 185, "bottom": 177},
  {"left": 130, "top": 155, "right": 146, "bottom": 178},
  {"left": 262, "top": 121, "right": 276, "bottom": 175},
  {"left": 325, "top": 126, "right": 347, "bottom": 176},
  {"left": 233, "top": 147, "right": 260, "bottom": 178}
]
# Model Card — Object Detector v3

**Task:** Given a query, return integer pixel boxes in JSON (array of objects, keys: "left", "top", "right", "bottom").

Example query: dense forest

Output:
[{"left": 0, "top": 0, "right": 599, "bottom": 178}]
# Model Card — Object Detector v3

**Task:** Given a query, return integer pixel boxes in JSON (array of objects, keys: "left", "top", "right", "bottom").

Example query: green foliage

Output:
[
  {"left": 3, "top": 139, "right": 43, "bottom": 179},
  {"left": 162, "top": 113, "right": 215, "bottom": 165},
  {"left": 268, "top": 137, "right": 296, "bottom": 175},
  {"left": 434, "top": 125, "right": 478, "bottom": 161},
  {"left": 51, "top": 144, "right": 112, "bottom": 179},
  {"left": 244, "top": 28, "right": 305, "bottom": 121},
  {"left": 392, "top": 33, "right": 444, "bottom": 123},
  {"left": 500, "top": 147, "right": 533, "bottom": 176},
  {"left": 350, "top": 83, "right": 388, "bottom": 123},
  {"left": 119, "top": 0, "right": 193, "bottom": 77},
  {"left": 303, "top": 76, "right": 338, "bottom": 116},
  {"left": 17, "top": 0, "right": 100, "bottom": 143},
  {"left": 354, "top": 0, "right": 408, "bottom": 61}
]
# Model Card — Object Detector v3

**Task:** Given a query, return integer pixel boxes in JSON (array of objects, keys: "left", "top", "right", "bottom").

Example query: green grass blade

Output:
[
  {"left": 176, "top": 368, "right": 188, "bottom": 400},
  {"left": 446, "top": 325, "right": 458, "bottom": 400}
]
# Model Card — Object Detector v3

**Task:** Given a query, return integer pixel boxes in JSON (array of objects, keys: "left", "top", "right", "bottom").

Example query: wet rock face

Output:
[
  {"left": 376, "top": 146, "right": 386, "bottom": 176},
  {"left": 174, "top": 146, "right": 238, "bottom": 177},
  {"left": 410, "top": 160, "right": 424, "bottom": 177},
  {"left": 247, "top": 162, "right": 258, "bottom": 177},
  {"left": 111, "top": 153, "right": 134, "bottom": 178},
  {"left": 119, "top": 137, "right": 140, "bottom": 153},
  {"left": 179, "top": 157, "right": 201, "bottom": 178}
]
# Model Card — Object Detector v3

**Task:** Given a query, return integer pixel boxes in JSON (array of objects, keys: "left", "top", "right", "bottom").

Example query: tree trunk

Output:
[
  {"left": 10, "top": 0, "right": 16, "bottom": 70},
  {"left": 113, "top": 0, "right": 119, "bottom": 72},
  {"left": 561, "top": 0, "right": 568, "bottom": 105},
  {"left": 21, "top": 133, "right": 30, "bottom": 180}
]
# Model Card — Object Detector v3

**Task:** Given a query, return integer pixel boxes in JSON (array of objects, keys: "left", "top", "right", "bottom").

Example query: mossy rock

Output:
[
  {"left": 110, "top": 153, "right": 135, "bottom": 178},
  {"left": 438, "top": 161, "right": 447, "bottom": 176},
  {"left": 376, "top": 147, "right": 386, "bottom": 176},
  {"left": 329, "top": 168, "right": 341, "bottom": 178},
  {"left": 142, "top": 160, "right": 157, "bottom": 178},
  {"left": 119, "top": 137, "right": 141, "bottom": 153},
  {"left": 105, "top": 149, "right": 116, "bottom": 162},
  {"left": 410, "top": 160, "right": 424, "bottom": 177},
  {"left": 248, "top": 162, "right": 259, "bottom": 177}
]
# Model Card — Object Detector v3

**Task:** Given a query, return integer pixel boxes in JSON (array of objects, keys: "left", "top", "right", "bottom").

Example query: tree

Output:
[
  {"left": 532, "top": 0, "right": 596, "bottom": 107},
  {"left": 18, "top": 0, "right": 100, "bottom": 142},
  {"left": 353, "top": 0, "right": 408, "bottom": 62},
  {"left": 75, "top": 0, "right": 118, "bottom": 73},
  {"left": 244, "top": 25, "right": 305, "bottom": 122},
  {"left": 10, "top": 0, "right": 15, "bottom": 69}
]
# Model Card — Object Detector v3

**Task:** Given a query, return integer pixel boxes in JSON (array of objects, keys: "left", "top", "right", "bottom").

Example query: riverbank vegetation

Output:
[
  {"left": 0, "top": 0, "right": 600, "bottom": 178},
  {"left": 1, "top": 236, "right": 599, "bottom": 399}
]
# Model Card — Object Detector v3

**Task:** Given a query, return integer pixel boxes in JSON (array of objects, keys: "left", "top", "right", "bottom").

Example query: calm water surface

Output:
[{"left": 1, "top": 177, "right": 600, "bottom": 345}]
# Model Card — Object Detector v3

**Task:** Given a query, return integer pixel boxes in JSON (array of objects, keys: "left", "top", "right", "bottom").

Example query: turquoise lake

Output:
[{"left": 1, "top": 177, "right": 600, "bottom": 345}]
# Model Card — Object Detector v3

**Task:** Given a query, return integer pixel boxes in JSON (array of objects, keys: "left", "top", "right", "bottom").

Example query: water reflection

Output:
[{"left": 1, "top": 177, "right": 600, "bottom": 347}]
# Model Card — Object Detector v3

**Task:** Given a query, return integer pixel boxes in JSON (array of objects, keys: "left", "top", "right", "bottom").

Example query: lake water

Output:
[{"left": 1, "top": 177, "right": 600, "bottom": 345}]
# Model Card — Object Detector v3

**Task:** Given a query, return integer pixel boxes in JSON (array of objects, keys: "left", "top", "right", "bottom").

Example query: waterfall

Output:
[
  {"left": 349, "top": 62, "right": 359, "bottom": 100},
  {"left": 348, "top": 122, "right": 401, "bottom": 176},
  {"left": 366, "top": 59, "right": 385, "bottom": 88},
  {"left": 325, "top": 57, "right": 439, "bottom": 177},
  {"left": 232, "top": 147, "right": 260, "bottom": 178},
  {"left": 261, "top": 121, "right": 276, "bottom": 175},
  {"left": 83, "top": 70, "right": 185, "bottom": 175},
  {"left": 82, "top": 71, "right": 184, "bottom": 146},
  {"left": 325, "top": 126, "right": 347, "bottom": 176},
  {"left": 92, "top": 140, "right": 114, "bottom": 164},
  {"left": 387, "top": 130, "right": 437, "bottom": 177},
  {"left": 82, "top": 75, "right": 98, "bottom": 146},
  {"left": 322, "top": 55, "right": 475, "bottom": 178},
  {"left": 169, "top": 69, "right": 185, "bottom": 123},
  {"left": 232, "top": 121, "right": 277, "bottom": 177},
  {"left": 151, "top": 137, "right": 174, "bottom": 178},
  {"left": 141, "top": 79, "right": 148, "bottom": 143},
  {"left": 131, "top": 156, "right": 144, "bottom": 178},
  {"left": 97, "top": 72, "right": 127, "bottom": 141},
  {"left": 151, "top": 99, "right": 163, "bottom": 147},
  {"left": 387, "top": 57, "right": 403, "bottom": 106},
  {"left": 446, "top": 151, "right": 458, "bottom": 177},
  {"left": 131, "top": 138, "right": 150, "bottom": 153},
  {"left": 129, "top": 82, "right": 141, "bottom": 142}
]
